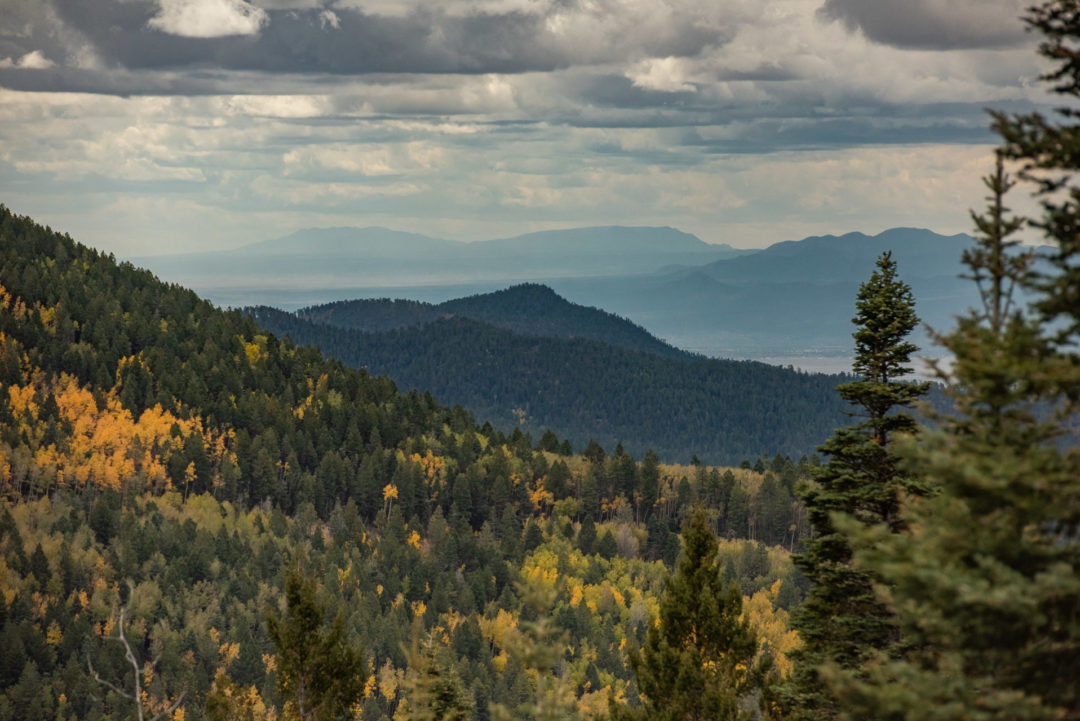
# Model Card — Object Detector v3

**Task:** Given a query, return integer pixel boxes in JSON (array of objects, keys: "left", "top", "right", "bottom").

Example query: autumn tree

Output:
[
  {"left": 784, "top": 251, "right": 928, "bottom": 719},
  {"left": 266, "top": 569, "right": 367, "bottom": 721},
  {"left": 611, "top": 508, "right": 763, "bottom": 721},
  {"left": 205, "top": 669, "right": 277, "bottom": 721}
]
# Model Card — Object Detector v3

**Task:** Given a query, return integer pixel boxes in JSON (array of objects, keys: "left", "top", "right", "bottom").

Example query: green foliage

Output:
[
  {"left": 0, "top": 206, "right": 809, "bottom": 720},
  {"left": 611, "top": 509, "right": 763, "bottom": 721},
  {"left": 267, "top": 568, "right": 367, "bottom": 721},
  {"left": 825, "top": 101, "right": 1080, "bottom": 717},
  {"left": 0, "top": 487, "right": 801, "bottom": 721},
  {"left": 490, "top": 579, "right": 580, "bottom": 721},
  {"left": 400, "top": 628, "right": 472, "bottom": 721},
  {"left": 251, "top": 305, "right": 855, "bottom": 465},
  {"left": 785, "top": 252, "right": 927, "bottom": 719}
]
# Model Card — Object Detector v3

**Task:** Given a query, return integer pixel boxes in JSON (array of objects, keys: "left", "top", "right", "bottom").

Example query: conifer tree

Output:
[
  {"left": 826, "top": 18, "right": 1080, "bottom": 712},
  {"left": 266, "top": 569, "right": 367, "bottom": 721},
  {"left": 610, "top": 508, "right": 762, "bottom": 721},
  {"left": 400, "top": 626, "right": 472, "bottom": 721},
  {"left": 490, "top": 578, "right": 580, "bottom": 721},
  {"left": 784, "top": 252, "right": 928, "bottom": 719}
]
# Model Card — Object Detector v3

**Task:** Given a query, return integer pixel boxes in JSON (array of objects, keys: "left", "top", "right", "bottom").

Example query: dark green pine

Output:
[
  {"left": 611, "top": 508, "right": 762, "bottom": 721},
  {"left": 825, "top": 7, "right": 1080, "bottom": 710},
  {"left": 783, "top": 252, "right": 928, "bottom": 720},
  {"left": 266, "top": 569, "right": 367, "bottom": 721}
]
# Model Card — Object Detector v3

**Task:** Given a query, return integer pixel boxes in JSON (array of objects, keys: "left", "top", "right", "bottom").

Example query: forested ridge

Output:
[
  {"left": 296, "top": 284, "right": 691, "bottom": 361},
  {"left": 0, "top": 206, "right": 811, "bottom": 720},
  {"left": 249, "top": 304, "right": 852, "bottom": 464}
]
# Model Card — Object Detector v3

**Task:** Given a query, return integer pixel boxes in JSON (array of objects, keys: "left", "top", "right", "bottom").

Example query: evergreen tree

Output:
[
  {"left": 828, "top": 70, "right": 1080, "bottom": 719},
  {"left": 784, "top": 252, "right": 928, "bottom": 719},
  {"left": 610, "top": 508, "right": 762, "bottom": 721},
  {"left": 577, "top": 515, "right": 597, "bottom": 555},
  {"left": 401, "top": 628, "right": 472, "bottom": 721},
  {"left": 266, "top": 569, "right": 367, "bottom": 721},
  {"left": 490, "top": 579, "right": 580, "bottom": 721}
]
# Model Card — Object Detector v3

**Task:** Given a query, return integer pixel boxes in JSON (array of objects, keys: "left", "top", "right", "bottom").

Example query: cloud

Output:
[
  {"left": 818, "top": 0, "right": 1030, "bottom": 50},
  {"left": 0, "top": 50, "right": 55, "bottom": 69},
  {"left": 318, "top": 10, "right": 340, "bottom": 30},
  {"left": 627, "top": 57, "right": 697, "bottom": 93},
  {"left": 147, "top": 0, "right": 269, "bottom": 38},
  {"left": 223, "top": 94, "right": 331, "bottom": 117},
  {"left": 34, "top": 0, "right": 728, "bottom": 78}
]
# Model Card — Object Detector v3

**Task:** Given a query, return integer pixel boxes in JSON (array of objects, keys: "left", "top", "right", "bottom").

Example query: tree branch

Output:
[
  {"left": 148, "top": 691, "right": 187, "bottom": 721},
  {"left": 88, "top": 655, "right": 133, "bottom": 700}
]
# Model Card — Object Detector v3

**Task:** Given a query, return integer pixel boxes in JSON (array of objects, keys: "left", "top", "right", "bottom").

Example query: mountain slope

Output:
[
  {"left": 250, "top": 305, "right": 854, "bottom": 464},
  {"left": 299, "top": 283, "right": 692, "bottom": 361},
  {"left": 0, "top": 205, "right": 817, "bottom": 721}
]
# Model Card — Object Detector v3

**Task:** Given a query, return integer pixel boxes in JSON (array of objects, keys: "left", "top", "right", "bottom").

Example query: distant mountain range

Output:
[
  {"left": 248, "top": 285, "right": 854, "bottom": 464},
  {"left": 545, "top": 227, "right": 980, "bottom": 357},
  {"left": 134, "top": 225, "right": 751, "bottom": 290},
  {"left": 137, "top": 224, "right": 986, "bottom": 361}
]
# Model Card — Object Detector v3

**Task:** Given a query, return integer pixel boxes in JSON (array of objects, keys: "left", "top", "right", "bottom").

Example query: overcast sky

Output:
[{"left": 0, "top": 0, "right": 1050, "bottom": 255}]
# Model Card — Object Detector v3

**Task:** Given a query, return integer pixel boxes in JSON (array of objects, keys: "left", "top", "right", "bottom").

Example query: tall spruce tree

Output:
[
  {"left": 610, "top": 508, "right": 763, "bottom": 721},
  {"left": 824, "top": 4, "right": 1080, "bottom": 714},
  {"left": 784, "top": 252, "right": 928, "bottom": 719}
]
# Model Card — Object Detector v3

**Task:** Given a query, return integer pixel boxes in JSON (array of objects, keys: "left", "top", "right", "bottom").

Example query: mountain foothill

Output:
[{"left": 0, "top": 205, "right": 958, "bottom": 721}]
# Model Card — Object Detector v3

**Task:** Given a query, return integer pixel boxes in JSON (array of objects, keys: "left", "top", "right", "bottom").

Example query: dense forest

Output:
[
  {"left": 248, "top": 304, "right": 852, "bottom": 464},
  {"left": 4, "top": 3, "right": 1080, "bottom": 718},
  {"left": 0, "top": 206, "right": 810, "bottom": 719}
]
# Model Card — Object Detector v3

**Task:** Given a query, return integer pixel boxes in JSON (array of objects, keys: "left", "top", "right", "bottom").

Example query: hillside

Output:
[
  {"left": 249, "top": 304, "right": 853, "bottom": 464},
  {"left": 0, "top": 206, "right": 811, "bottom": 721},
  {"left": 299, "top": 283, "right": 691, "bottom": 361}
]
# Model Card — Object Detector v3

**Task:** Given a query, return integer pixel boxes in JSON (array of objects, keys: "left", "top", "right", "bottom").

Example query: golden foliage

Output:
[
  {"left": 742, "top": 579, "right": 801, "bottom": 678},
  {"left": 2, "top": 364, "right": 235, "bottom": 498}
]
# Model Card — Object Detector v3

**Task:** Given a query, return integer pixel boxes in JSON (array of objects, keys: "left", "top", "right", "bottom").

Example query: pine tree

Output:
[
  {"left": 825, "top": 36, "right": 1080, "bottom": 717},
  {"left": 784, "top": 252, "right": 928, "bottom": 719},
  {"left": 400, "top": 626, "right": 472, "bottom": 721},
  {"left": 610, "top": 508, "right": 763, "bottom": 721},
  {"left": 490, "top": 577, "right": 581, "bottom": 721},
  {"left": 266, "top": 569, "right": 367, "bottom": 721}
]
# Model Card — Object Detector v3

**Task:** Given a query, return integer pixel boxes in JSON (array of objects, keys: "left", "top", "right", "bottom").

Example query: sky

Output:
[{"left": 0, "top": 0, "right": 1052, "bottom": 256}]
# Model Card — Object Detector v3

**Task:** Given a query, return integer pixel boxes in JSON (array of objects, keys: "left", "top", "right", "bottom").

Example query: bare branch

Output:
[
  {"left": 148, "top": 691, "right": 187, "bottom": 721},
  {"left": 116, "top": 607, "right": 146, "bottom": 721},
  {"left": 88, "top": 656, "right": 133, "bottom": 700}
]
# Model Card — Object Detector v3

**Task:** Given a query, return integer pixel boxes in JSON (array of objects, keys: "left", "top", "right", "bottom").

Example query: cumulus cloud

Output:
[
  {"left": 147, "top": 0, "right": 269, "bottom": 38},
  {"left": 626, "top": 57, "right": 697, "bottom": 93},
  {"left": 0, "top": 50, "right": 55, "bottom": 69},
  {"left": 819, "top": 0, "right": 1029, "bottom": 50}
]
